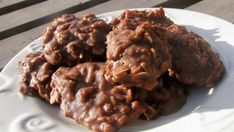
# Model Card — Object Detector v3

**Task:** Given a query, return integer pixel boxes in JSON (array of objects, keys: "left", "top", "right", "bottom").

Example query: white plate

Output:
[{"left": 1, "top": 8, "right": 234, "bottom": 132}]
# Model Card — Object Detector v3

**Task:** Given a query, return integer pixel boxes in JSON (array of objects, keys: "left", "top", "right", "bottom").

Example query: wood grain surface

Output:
[
  {"left": 187, "top": 0, "right": 234, "bottom": 23},
  {"left": 0, "top": 0, "right": 25, "bottom": 8}
]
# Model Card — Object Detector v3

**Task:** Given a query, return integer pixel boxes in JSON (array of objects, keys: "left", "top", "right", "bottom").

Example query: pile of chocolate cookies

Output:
[{"left": 18, "top": 8, "right": 224, "bottom": 132}]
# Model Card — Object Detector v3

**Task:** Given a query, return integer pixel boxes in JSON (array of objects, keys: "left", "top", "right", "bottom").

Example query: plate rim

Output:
[{"left": 1, "top": 8, "right": 234, "bottom": 132}]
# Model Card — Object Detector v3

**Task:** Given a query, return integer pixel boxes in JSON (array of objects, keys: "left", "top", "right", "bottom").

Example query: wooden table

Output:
[{"left": 0, "top": 0, "right": 234, "bottom": 71}]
